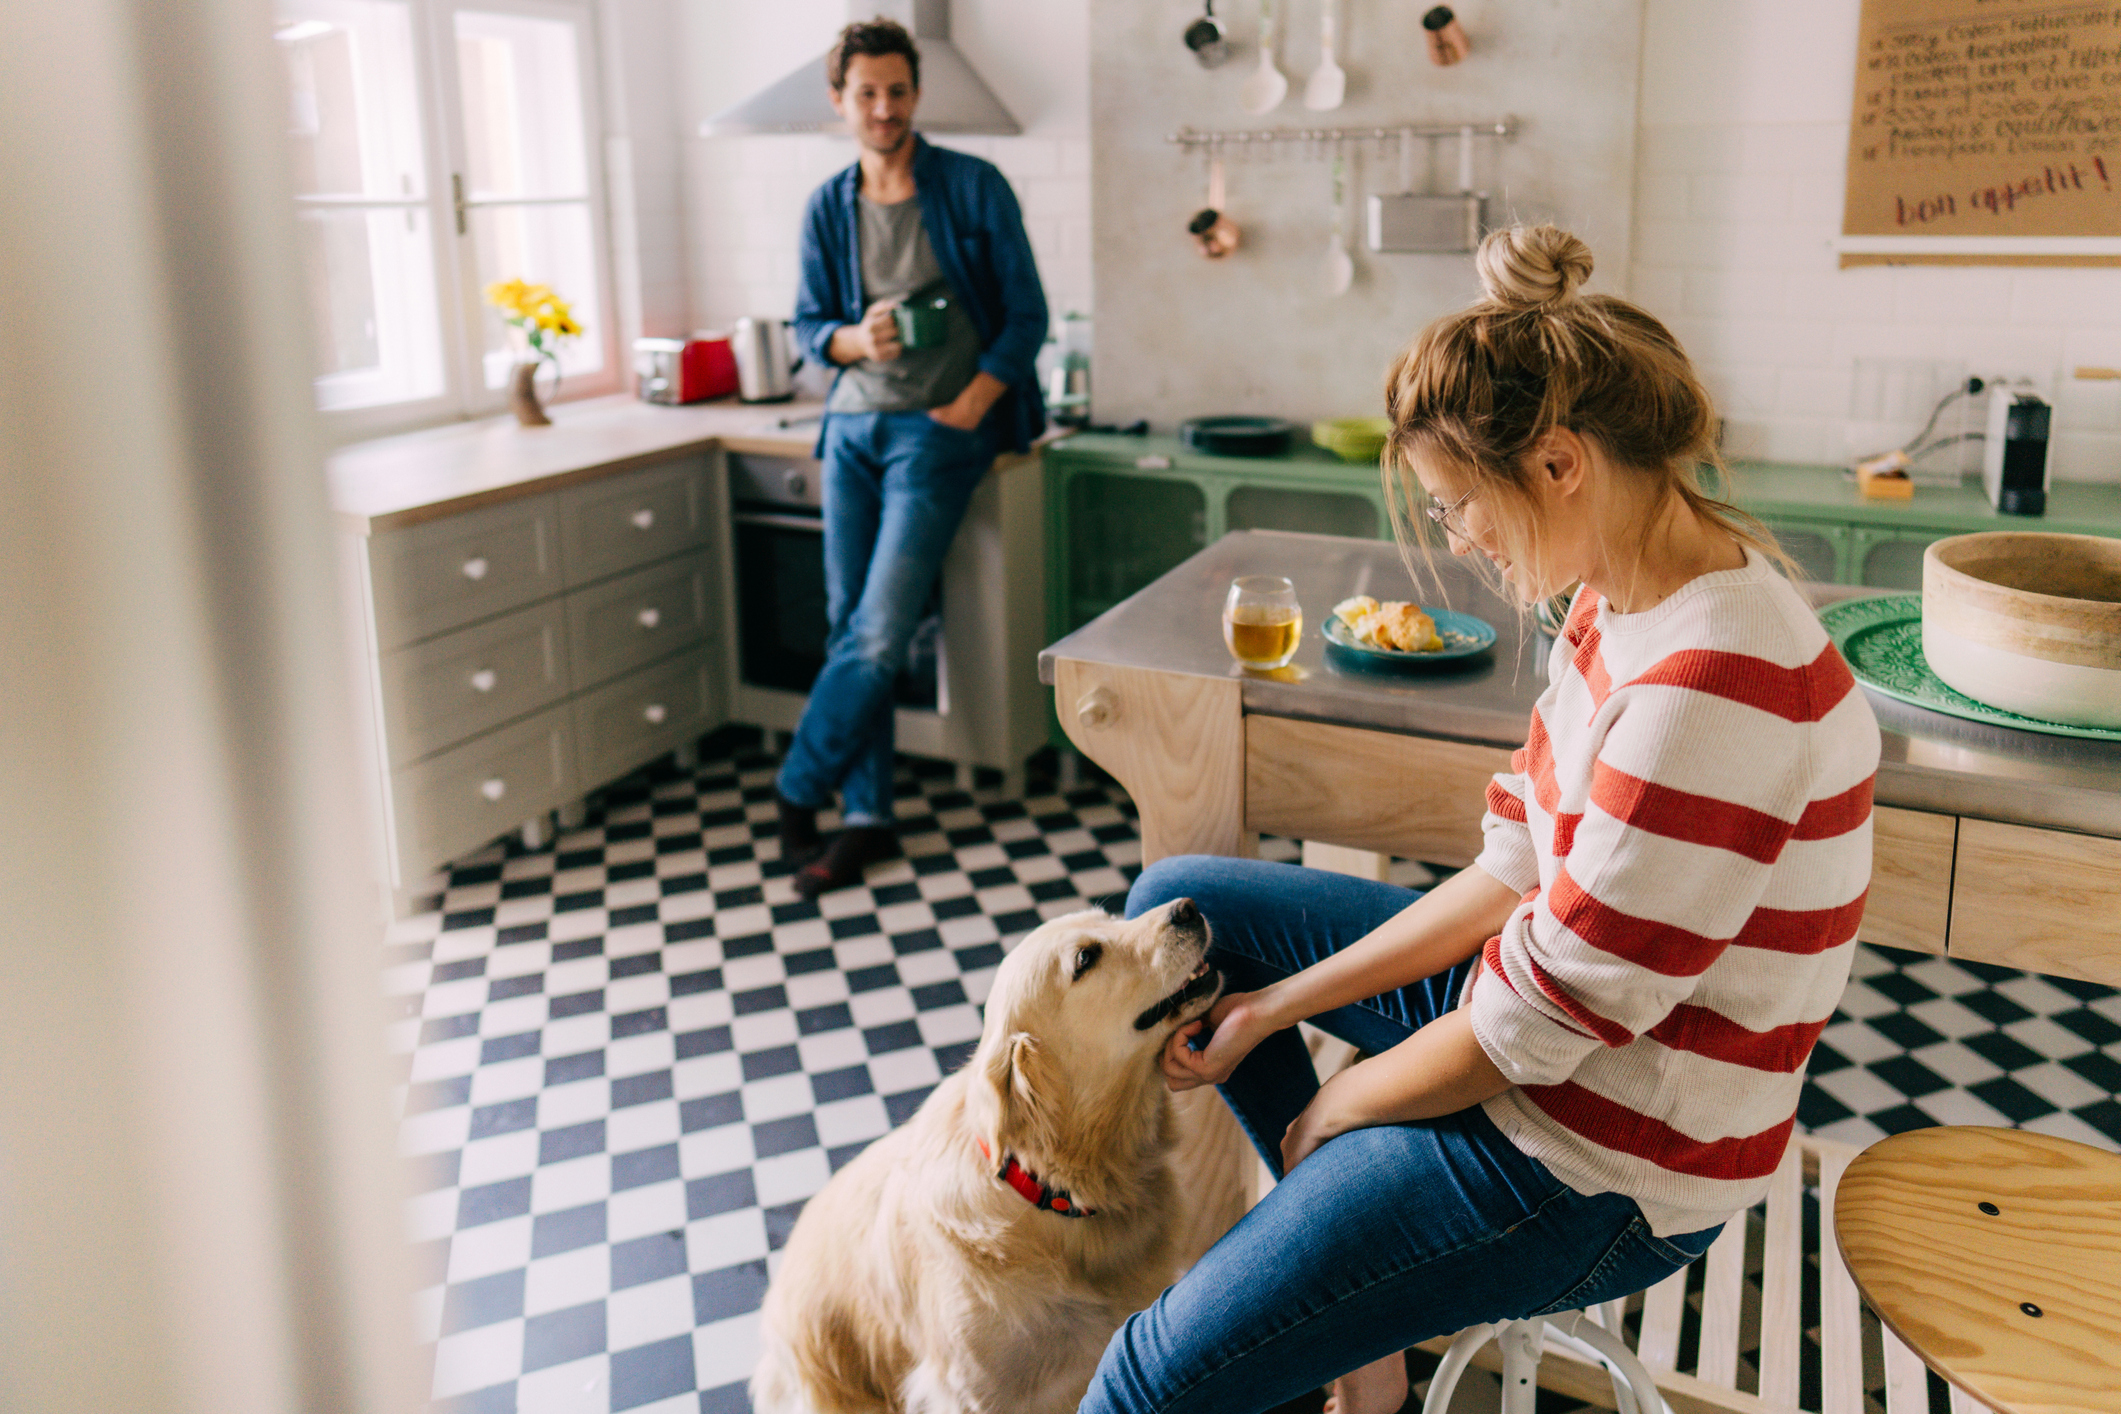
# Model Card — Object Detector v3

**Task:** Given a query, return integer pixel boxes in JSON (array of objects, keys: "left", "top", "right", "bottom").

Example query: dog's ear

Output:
[{"left": 985, "top": 1030, "right": 1062, "bottom": 1160}]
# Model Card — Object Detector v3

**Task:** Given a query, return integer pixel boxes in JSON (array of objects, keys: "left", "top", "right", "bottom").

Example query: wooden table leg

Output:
[
  {"left": 1053, "top": 658, "right": 1258, "bottom": 1250},
  {"left": 1053, "top": 658, "right": 1249, "bottom": 865}
]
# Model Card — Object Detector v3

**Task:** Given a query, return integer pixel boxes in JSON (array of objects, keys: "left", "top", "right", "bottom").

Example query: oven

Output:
[{"left": 727, "top": 452, "right": 940, "bottom": 709}]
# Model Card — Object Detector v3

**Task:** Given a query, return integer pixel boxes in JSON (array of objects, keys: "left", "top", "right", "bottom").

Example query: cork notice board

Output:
[{"left": 1842, "top": 0, "right": 2121, "bottom": 266}]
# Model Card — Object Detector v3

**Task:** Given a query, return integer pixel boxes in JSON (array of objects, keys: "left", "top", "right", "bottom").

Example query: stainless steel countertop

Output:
[{"left": 1038, "top": 530, "right": 2121, "bottom": 838}]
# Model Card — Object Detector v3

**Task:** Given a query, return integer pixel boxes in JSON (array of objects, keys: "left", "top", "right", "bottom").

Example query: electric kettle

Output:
[{"left": 731, "top": 316, "right": 800, "bottom": 403}]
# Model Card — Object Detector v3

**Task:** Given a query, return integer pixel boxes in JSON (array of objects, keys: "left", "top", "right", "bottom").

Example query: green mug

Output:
[{"left": 893, "top": 294, "right": 951, "bottom": 350}]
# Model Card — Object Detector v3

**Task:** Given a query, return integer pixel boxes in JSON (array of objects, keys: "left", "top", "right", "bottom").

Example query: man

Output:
[{"left": 776, "top": 18, "right": 1048, "bottom": 897}]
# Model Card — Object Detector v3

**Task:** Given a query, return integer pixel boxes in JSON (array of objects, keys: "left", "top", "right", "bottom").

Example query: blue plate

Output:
[{"left": 1324, "top": 607, "right": 1497, "bottom": 667}]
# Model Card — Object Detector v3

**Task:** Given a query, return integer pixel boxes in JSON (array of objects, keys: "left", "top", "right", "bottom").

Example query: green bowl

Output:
[{"left": 1312, "top": 417, "right": 1390, "bottom": 463}]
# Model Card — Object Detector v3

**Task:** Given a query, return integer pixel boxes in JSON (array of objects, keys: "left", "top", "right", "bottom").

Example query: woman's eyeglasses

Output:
[{"left": 1424, "top": 485, "right": 1481, "bottom": 543}]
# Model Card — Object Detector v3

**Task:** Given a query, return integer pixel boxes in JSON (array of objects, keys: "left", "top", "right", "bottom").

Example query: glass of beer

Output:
[{"left": 1223, "top": 575, "right": 1303, "bottom": 670}]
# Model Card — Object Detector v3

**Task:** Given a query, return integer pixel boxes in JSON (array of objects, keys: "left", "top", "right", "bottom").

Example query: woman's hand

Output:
[
  {"left": 1280, "top": 1070, "right": 1362, "bottom": 1172},
  {"left": 1161, "top": 988, "right": 1285, "bottom": 1092}
]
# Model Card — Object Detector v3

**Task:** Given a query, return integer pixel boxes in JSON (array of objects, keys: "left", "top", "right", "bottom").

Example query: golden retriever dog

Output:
[{"left": 751, "top": 897, "right": 1223, "bottom": 1414}]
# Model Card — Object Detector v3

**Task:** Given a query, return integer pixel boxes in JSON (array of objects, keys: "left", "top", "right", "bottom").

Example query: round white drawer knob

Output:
[
  {"left": 636, "top": 607, "right": 661, "bottom": 630},
  {"left": 462, "top": 556, "right": 489, "bottom": 581},
  {"left": 631, "top": 508, "right": 656, "bottom": 530},
  {"left": 469, "top": 668, "right": 497, "bottom": 693},
  {"left": 479, "top": 777, "right": 507, "bottom": 802},
  {"left": 643, "top": 703, "right": 668, "bottom": 724}
]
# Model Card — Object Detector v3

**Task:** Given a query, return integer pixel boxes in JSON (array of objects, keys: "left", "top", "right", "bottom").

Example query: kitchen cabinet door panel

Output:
[
  {"left": 1860, "top": 806, "right": 1955, "bottom": 955},
  {"left": 1949, "top": 819, "right": 2121, "bottom": 987},
  {"left": 560, "top": 460, "right": 703, "bottom": 585},
  {"left": 1245, "top": 716, "right": 1513, "bottom": 868},
  {"left": 380, "top": 600, "right": 569, "bottom": 766},
  {"left": 1759, "top": 518, "right": 1849, "bottom": 585},
  {"left": 566, "top": 552, "right": 710, "bottom": 692},
  {"left": 369, "top": 494, "right": 558, "bottom": 647},
  {"left": 1851, "top": 527, "right": 1951, "bottom": 591},
  {"left": 1063, "top": 472, "right": 1208, "bottom": 633},
  {"left": 1226, "top": 484, "right": 1381, "bottom": 541},
  {"left": 574, "top": 647, "right": 718, "bottom": 788},
  {"left": 393, "top": 706, "right": 574, "bottom": 875}
]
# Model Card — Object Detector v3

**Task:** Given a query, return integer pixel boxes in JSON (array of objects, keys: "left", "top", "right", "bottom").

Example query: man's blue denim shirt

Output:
[{"left": 793, "top": 136, "right": 1050, "bottom": 455}]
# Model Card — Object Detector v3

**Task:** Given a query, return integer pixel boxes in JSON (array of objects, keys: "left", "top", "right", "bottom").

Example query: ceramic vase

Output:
[{"left": 508, "top": 360, "right": 551, "bottom": 426}]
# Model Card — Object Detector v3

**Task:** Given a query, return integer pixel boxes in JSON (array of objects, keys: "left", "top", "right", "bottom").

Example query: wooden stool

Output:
[{"left": 1834, "top": 1125, "right": 2121, "bottom": 1414}]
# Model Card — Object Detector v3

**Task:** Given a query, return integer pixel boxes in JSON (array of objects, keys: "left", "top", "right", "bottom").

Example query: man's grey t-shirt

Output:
[{"left": 826, "top": 192, "right": 983, "bottom": 414}]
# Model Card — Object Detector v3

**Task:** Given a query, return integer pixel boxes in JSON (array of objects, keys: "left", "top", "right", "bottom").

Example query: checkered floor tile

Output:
[{"left": 380, "top": 727, "right": 2117, "bottom": 1414}]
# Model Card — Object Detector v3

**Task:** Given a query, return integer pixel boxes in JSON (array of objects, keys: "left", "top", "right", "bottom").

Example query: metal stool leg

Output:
[{"left": 1422, "top": 1313, "right": 1667, "bottom": 1414}]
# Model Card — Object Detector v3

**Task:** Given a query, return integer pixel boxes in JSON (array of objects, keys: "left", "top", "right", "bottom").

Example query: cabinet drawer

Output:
[
  {"left": 369, "top": 495, "right": 559, "bottom": 648},
  {"left": 1949, "top": 819, "right": 2121, "bottom": 987},
  {"left": 567, "top": 552, "right": 711, "bottom": 692},
  {"left": 560, "top": 461, "right": 703, "bottom": 585},
  {"left": 379, "top": 601, "right": 569, "bottom": 766},
  {"left": 575, "top": 647, "right": 718, "bottom": 789},
  {"left": 1858, "top": 806, "right": 1956, "bottom": 955},
  {"left": 393, "top": 707, "right": 575, "bottom": 876}
]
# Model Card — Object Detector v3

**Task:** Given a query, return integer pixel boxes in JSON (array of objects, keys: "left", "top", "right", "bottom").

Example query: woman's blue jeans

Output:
[
  {"left": 775, "top": 410, "right": 994, "bottom": 825},
  {"left": 1081, "top": 855, "right": 1722, "bottom": 1414}
]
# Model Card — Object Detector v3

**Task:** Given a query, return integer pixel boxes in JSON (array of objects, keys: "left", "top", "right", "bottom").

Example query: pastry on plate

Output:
[{"left": 1334, "top": 597, "right": 1444, "bottom": 653}]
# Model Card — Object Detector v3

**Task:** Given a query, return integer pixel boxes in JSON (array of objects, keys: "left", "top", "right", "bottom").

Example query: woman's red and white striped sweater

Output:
[{"left": 1464, "top": 548, "right": 1878, "bottom": 1236}]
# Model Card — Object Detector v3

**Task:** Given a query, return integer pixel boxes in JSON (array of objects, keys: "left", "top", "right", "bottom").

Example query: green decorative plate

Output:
[{"left": 1819, "top": 594, "right": 2121, "bottom": 742}]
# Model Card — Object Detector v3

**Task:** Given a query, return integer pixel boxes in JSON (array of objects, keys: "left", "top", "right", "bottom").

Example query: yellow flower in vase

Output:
[{"left": 483, "top": 278, "right": 583, "bottom": 425}]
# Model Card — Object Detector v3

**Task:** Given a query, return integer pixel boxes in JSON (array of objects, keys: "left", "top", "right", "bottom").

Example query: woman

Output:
[{"left": 1079, "top": 226, "right": 1878, "bottom": 1414}]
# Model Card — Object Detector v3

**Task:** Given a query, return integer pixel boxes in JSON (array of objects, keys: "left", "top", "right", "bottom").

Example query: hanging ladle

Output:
[
  {"left": 1303, "top": 0, "right": 1346, "bottom": 111},
  {"left": 1239, "top": 0, "right": 1289, "bottom": 114},
  {"left": 1183, "top": 0, "right": 1230, "bottom": 68}
]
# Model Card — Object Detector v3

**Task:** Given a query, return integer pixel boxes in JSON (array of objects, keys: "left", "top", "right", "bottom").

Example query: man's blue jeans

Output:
[
  {"left": 776, "top": 410, "right": 995, "bottom": 826},
  {"left": 1080, "top": 855, "right": 1723, "bottom": 1414}
]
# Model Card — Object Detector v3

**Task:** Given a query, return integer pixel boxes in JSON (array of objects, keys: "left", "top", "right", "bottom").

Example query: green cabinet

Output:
[
  {"left": 1042, "top": 442, "right": 2121, "bottom": 660},
  {"left": 1727, "top": 461, "right": 2121, "bottom": 593},
  {"left": 1043, "top": 434, "right": 1393, "bottom": 644},
  {"left": 1756, "top": 517, "right": 1850, "bottom": 586}
]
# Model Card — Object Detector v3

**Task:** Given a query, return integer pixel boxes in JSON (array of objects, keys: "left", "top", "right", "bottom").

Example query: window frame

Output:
[{"left": 284, "top": 0, "right": 621, "bottom": 442}]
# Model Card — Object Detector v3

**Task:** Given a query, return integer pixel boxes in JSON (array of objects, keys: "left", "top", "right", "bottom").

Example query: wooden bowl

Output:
[{"left": 1921, "top": 532, "right": 2121, "bottom": 728}]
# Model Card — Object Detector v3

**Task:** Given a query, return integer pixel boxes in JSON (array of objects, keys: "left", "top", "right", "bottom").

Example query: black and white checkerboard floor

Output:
[{"left": 381, "top": 728, "right": 2119, "bottom": 1414}]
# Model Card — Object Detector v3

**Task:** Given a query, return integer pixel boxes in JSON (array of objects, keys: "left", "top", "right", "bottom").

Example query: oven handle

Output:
[{"left": 731, "top": 510, "right": 825, "bottom": 532}]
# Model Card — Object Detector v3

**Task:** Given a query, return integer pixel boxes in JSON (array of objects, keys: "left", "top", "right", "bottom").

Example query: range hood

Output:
[{"left": 702, "top": 0, "right": 1019, "bottom": 137}]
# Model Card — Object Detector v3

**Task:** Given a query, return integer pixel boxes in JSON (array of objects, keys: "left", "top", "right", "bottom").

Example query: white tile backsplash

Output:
[{"left": 1631, "top": 32, "right": 2121, "bottom": 484}]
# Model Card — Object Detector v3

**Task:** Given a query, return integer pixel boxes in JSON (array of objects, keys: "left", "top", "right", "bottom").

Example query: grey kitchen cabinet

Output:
[{"left": 344, "top": 453, "right": 730, "bottom": 912}]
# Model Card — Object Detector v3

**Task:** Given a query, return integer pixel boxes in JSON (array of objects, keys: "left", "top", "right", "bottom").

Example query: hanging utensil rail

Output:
[{"left": 1167, "top": 119, "right": 1514, "bottom": 148}]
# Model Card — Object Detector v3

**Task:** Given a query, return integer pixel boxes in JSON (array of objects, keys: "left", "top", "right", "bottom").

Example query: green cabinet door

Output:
[
  {"left": 1060, "top": 470, "right": 1209, "bottom": 633},
  {"left": 1759, "top": 518, "right": 1851, "bottom": 585},
  {"left": 1225, "top": 482, "right": 1383, "bottom": 540},
  {"left": 1849, "top": 526, "right": 1953, "bottom": 590}
]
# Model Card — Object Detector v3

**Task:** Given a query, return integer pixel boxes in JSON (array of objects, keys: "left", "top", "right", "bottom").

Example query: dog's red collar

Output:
[{"left": 974, "top": 1137, "right": 1094, "bottom": 1218}]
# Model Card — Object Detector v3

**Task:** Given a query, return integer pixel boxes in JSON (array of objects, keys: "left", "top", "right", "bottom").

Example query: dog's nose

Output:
[{"left": 1168, "top": 898, "right": 1201, "bottom": 931}]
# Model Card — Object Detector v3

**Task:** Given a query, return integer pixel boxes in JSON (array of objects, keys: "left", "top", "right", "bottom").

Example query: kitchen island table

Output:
[{"left": 1039, "top": 529, "right": 2121, "bottom": 987}]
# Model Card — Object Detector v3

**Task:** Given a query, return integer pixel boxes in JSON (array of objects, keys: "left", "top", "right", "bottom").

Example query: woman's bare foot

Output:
[{"left": 1322, "top": 1350, "right": 1409, "bottom": 1414}]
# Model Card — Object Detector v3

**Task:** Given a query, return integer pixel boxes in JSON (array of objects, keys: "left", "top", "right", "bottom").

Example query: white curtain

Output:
[{"left": 0, "top": 2, "right": 420, "bottom": 1411}]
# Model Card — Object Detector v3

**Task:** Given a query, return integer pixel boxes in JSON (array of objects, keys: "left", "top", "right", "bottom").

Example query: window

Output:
[{"left": 274, "top": 0, "right": 614, "bottom": 430}]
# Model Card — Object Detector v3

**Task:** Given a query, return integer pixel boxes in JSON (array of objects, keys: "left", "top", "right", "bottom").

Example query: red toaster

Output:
[{"left": 634, "top": 335, "right": 738, "bottom": 404}]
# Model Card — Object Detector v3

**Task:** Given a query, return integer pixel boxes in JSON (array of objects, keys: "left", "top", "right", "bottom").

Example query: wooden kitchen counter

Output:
[
  {"left": 1039, "top": 530, "right": 2121, "bottom": 987},
  {"left": 328, "top": 395, "right": 830, "bottom": 532}
]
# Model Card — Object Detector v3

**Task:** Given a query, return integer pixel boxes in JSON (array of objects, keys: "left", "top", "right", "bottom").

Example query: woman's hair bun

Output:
[{"left": 1476, "top": 224, "right": 1593, "bottom": 311}]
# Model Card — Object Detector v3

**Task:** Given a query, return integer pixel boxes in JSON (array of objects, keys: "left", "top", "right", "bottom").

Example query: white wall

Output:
[
  {"left": 1088, "top": 0, "right": 1645, "bottom": 428},
  {"left": 677, "top": 0, "right": 1093, "bottom": 339},
  {"left": 1631, "top": 0, "right": 2121, "bottom": 482}
]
